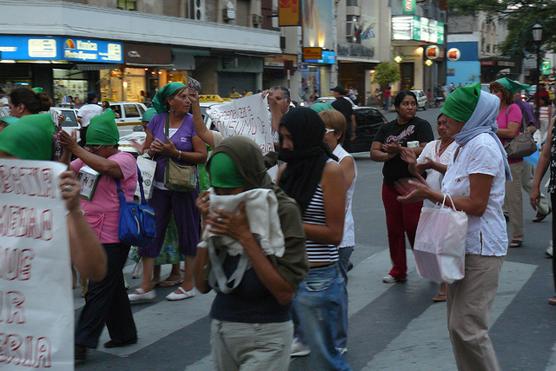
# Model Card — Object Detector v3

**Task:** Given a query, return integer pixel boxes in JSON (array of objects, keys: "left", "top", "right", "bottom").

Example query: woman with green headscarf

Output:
[
  {"left": 490, "top": 77, "right": 526, "bottom": 247},
  {"left": 193, "top": 136, "right": 308, "bottom": 371},
  {"left": 60, "top": 110, "right": 139, "bottom": 362},
  {"left": 398, "top": 84, "right": 509, "bottom": 371},
  {"left": 129, "top": 82, "right": 207, "bottom": 303}
]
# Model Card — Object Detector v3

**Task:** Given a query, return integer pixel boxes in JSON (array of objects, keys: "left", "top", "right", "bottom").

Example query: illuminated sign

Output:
[
  {"left": 447, "top": 48, "right": 461, "bottom": 61},
  {"left": 426, "top": 45, "right": 440, "bottom": 59},
  {"left": 304, "top": 49, "right": 336, "bottom": 64},
  {"left": 392, "top": 16, "right": 445, "bottom": 44}
]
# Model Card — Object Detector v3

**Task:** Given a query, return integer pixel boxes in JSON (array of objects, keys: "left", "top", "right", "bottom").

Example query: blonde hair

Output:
[{"left": 319, "top": 109, "right": 347, "bottom": 142}]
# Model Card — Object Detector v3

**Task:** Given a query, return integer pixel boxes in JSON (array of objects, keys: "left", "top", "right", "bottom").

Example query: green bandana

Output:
[
  {"left": 0, "top": 113, "right": 54, "bottom": 160},
  {"left": 0, "top": 116, "right": 19, "bottom": 126},
  {"left": 152, "top": 82, "right": 186, "bottom": 114},
  {"left": 310, "top": 102, "right": 334, "bottom": 113},
  {"left": 142, "top": 108, "right": 157, "bottom": 123},
  {"left": 86, "top": 109, "right": 119, "bottom": 145},
  {"left": 209, "top": 152, "right": 247, "bottom": 189},
  {"left": 32, "top": 87, "right": 44, "bottom": 94},
  {"left": 495, "top": 77, "right": 529, "bottom": 94},
  {"left": 441, "top": 83, "right": 481, "bottom": 123}
]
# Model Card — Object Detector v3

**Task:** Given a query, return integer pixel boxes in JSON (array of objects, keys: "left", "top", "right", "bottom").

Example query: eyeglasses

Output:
[{"left": 325, "top": 128, "right": 335, "bottom": 134}]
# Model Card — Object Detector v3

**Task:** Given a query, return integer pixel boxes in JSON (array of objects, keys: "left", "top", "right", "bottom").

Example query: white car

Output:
[
  {"left": 110, "top": 102, "right": 147, "bottom": 126},
  {"left": 410, "top": 90, "right": 428, "bottom": 110}
]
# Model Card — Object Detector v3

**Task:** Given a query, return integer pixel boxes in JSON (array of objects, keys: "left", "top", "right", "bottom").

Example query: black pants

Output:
[
  {"left": 552, "top": 193, "right": 556, "bottom": 292},
  {"left": 75, "top": 243, "right": 137, "bottom": 348}
]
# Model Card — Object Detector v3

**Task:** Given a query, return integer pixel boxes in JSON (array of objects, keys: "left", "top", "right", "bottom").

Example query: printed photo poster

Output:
[
  {"left": 0, "top": 159, "right": 73, "bottom": 370},
  {"left": 207, "top": 94, "right": 274, "bottom": 154}
]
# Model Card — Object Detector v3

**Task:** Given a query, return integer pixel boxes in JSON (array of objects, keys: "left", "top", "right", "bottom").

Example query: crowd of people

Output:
[{"left": 1, "top": 78, "right": 555, "bottom": 371}]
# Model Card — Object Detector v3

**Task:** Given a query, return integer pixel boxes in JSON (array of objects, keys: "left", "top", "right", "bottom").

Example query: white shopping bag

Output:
[
  {"left": 413, "top": 194, "right": 468, "bottom": 284},
  {"left": 136, "top": 156, "right": 156, "bottom": 199}
]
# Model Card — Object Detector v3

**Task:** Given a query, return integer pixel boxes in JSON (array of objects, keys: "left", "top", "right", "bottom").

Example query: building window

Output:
[
  {"left": 346, "top": 16, "right": 360, "bottom": 43},
  {"left": 117, "top": 0, "right": 137, "bottom": 11},
  {"left": 346, "top": 0, "right": 358, "bottom": 5}
]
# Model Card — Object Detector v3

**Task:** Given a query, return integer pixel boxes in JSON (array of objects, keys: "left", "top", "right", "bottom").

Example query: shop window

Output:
[
  {"left": 346, "top": 16, "right": 360, "bottom": 44},
  {"left": 124, "top": 104, "right": 140, "bottom": 118},
  {"left": 117, "top": 0, "right": 137, "bottom": 11}
]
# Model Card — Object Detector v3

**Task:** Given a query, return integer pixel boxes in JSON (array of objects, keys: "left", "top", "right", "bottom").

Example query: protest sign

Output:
[
  {"left": 207, "top": 94, "right": 274, "bottom": 154},
  {"left": 0, "top": 159, "right": 73, "bottom": 370},
  {"left": 135, "top": 156, "right": 156, "bottom": 199}
]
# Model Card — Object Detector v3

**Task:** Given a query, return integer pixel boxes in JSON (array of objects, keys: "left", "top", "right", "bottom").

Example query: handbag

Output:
[
  {"left": 504, "top": 107, "right": 537, "bottom": 159},
  {"left": 413, "top": 194, "right": 468, "bottom": 284},
  {"left": 116, "top": 166, "right": 156, "bottom": 247},
  {"left": 163, "top": 114, "right": 198, "bottom": 192}
]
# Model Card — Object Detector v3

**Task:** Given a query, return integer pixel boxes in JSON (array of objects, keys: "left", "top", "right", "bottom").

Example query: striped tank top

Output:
[{"left": 303, "top": 184, "right": 339, "bottom": 263}]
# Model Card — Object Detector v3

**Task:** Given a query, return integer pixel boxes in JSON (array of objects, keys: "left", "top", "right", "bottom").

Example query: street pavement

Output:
[{"left": 80, "top": 108, "right": 556, "bottom": 370}]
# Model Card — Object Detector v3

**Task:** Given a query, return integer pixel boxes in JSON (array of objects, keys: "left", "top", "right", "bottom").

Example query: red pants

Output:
[{"left": 382, "top": 183, "right": 422, "bottom": 280}]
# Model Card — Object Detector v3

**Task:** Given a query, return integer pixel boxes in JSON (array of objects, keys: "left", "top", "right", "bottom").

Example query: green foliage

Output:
[{"left": 374, "top": 62, "right": 401, "bottom": 87}]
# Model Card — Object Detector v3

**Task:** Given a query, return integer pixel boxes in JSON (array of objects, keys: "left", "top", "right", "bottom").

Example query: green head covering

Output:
[
  {"left": 209, "top": 152, "right": 247, "bottom": 189},
  {"left": 152, "top": 82, "right": 186, "bottom": 113},
  {"left": 310, "top": 102, "right": 334, "bottom": 113},
  {"left": 32, "top": 87, "right": 44, "bottom": 94},
  {"left": 142, "top": 108, "right": 157, "bottom": 123},
  {"left": 441, "top": 83, "right": 481, "bottom": 123},
  {"left": 86, "top": 109, "right": 119, "bottom": 146},
  {"left": 0, "top": 116, "right": 19, "bottom": 126},
  {"left": 0, "top": 113, "right": 54, "bottom": 160},
  {"left": 494, "top": 77, "right": 529, "bottom": 94}
]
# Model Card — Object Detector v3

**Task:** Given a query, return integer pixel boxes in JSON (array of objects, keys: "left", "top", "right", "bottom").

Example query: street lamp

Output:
[{"left": 532, "top": 23, "right": 543, "bottom": 123}]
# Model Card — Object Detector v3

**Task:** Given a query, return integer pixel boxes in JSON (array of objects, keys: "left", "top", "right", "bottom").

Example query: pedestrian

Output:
[
  {"left": 371, "top": 90, "right": 434, "bottom": 283},
  {"left": 78, "top": 92, "right": 103, "bottom": 146},
  {"left": 8, "top": 87, "right": 52, "bottom": 117},
  {"left": 401, "top": 113, "right": 458, "bottom": 301},
  {"left": 330, "top": 85, "right": 357, "bottom": 152},
  {"left": 60, "top": 110, "right": 138, "bottom": 364},
  {"left": 101, "top": 100, "right": 111, "bottom": 111},
  {"left": 531, "top": 115, "right": 556, "bottom": 305},
  {"left": 490, "top": 78, "right": 526, "bottom": 247},
  {"left": 128, "top": 82, "right": 207, "bottom": 303},
  {"left": 278, "top": 107, "right": 350, "bottom": 370},
  {"left": 398, "top": 83, "right": 509, "bottom": 371},
  {"left": 193, "top": 136, "right": 308, "bottom": 371},
  {"left": 319, "top": 108, "right": 357, "bottom": 355},
  {"left": 383, "top": 85, "right": 392, "bottom": 111}
]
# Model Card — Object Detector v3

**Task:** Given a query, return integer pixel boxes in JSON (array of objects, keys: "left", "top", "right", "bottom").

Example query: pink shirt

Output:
[
  {"left": 71, "top": 151, "right": 137, "bottom": 244},
  {"left": 496, "top": 103, "right": 523, "bottom": 163}
]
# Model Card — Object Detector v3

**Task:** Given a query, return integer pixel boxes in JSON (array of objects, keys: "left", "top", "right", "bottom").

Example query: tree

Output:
[{"left": 373, "top": 62, "right": 400, "bottom": 88}]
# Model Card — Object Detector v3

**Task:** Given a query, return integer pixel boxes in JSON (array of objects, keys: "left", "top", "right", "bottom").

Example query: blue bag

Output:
[{"left": 116, "top": 167, "right": 156, "bottom": 247}]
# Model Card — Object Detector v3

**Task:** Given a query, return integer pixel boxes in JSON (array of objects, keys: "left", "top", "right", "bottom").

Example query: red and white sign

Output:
[
  {"left": 0, "top": 159, "right": 73, "bottom": 370},
  {"left": 447, "top": 48, "right": 461, "bottom": 61},
  {"left": 425, "top": 45, "right": 440, "bottom": 59}
]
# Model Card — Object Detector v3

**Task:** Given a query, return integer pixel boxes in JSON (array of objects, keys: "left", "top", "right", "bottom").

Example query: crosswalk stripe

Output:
[{"left": 360, "top": 260, "right": 537, "bottom": 371}]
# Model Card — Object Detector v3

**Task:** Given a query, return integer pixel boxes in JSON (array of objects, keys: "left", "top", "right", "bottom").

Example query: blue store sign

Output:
[
  {"left": 0, "top": 35, "right": 123, "bottom": 63},
  {"left": 304, "top": 50, "right": 337, "bottom": 65}
]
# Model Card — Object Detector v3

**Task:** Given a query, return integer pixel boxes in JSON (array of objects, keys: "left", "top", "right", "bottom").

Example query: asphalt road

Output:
[{"left": 80, "top": 108, "right": 556, "bottom": 370}]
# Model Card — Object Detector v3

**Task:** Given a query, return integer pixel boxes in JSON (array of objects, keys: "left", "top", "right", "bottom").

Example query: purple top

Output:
[
  {"left": 147, "top": 112, "right": 197, "bottom": 182},
  {"left": 514, "top": 98, "right": 537, "bottom": 128}
]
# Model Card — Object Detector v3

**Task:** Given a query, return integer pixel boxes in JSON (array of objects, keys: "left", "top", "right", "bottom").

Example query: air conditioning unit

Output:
[
  {"left": 190, "top": 0, "right": 205, "bottom": 21},
  {"left": 252, "top": 14, "right": 263, "bottom": 27}
]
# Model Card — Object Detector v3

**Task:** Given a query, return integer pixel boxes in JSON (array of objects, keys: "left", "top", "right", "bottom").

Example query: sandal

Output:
[
  {"left": 158, "top": 277, "right": 183, "bottom": 288},
  {"left": 432, "top": 293, "right": 447, "bottom": 302},
  {"left": 509, "top": 239, "right": 523, "bottom": 248},
  {"left": 548, "top": 296, "right": 556, "bottom": 306},
  {"left": 166, "top": 287, "right": 195, "bottom": 301}
]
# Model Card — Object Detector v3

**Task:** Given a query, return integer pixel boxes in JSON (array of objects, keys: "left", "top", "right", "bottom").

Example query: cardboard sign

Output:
[
  {"left": 207, "top": 94, "right": 274, "bottom": 154},
  {"left": 0, "top": 159, "right": 73, "bottom": 370}
]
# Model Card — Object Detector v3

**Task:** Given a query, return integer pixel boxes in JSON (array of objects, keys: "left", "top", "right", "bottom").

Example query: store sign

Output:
[
  {"left": 542, "top": 59, "right": 552, "bottom": 75},
  {"left": 303, "top": 47, "right": 323, "bottom": 61},
  {"left": 63, "top": 38, "right": 122, "bottom": 63},
  {"left": 0, "top": 35, "right": 122, "bottom": 63},
  {"left": 402, "top": 0, "right": 416, "bottom": 15},
  {"left": 124, "top": 42, "right": 171, "bottom": 65},
  {"left": 392, "top": 16, "right": 445, "bottom": 44},
  {"left": 447, "top": 48, "right": 461, "bottom": 61},
  {"left": 304, "top": 50, "right": 336, "bottom": 64},
  {"left": 278, "top": 0, "right": 301, "bottom": 26},
  {"left": 426, "top": 45, "right": 440, "bottom": 59}
]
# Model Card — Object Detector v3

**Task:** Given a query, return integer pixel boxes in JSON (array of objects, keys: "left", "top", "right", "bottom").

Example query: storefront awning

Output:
[{"left": 75, "top": 64, "right": 121, "bottom": 71}]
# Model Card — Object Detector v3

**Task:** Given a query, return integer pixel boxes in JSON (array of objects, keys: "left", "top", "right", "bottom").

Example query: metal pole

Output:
[{"left": 535, "top": 42, "right": 541, "bottom": 123}]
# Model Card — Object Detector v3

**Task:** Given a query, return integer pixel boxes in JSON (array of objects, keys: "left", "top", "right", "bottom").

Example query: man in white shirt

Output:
[{"left": 78, "top": 92, "right": 103, "bottom": 146}]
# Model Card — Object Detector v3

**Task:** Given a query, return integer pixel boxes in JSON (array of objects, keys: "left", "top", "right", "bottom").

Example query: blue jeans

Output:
[
  {"left": 336, "top": 247, "right": 354, "bottom": 350},
  {"left": 293, "top": 263, "right": 351, "bottom": 371}
]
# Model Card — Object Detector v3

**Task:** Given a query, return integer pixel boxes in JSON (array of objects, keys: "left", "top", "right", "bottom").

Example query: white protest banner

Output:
[
  {"left": 0, "top": 159, "right": 73, "bottom": 370},
  {"left": 135, "top": 156, "right": 156, "bottom": 200},
  {"left": 207, "top": 94, "right": 274, "bottom": 154}
]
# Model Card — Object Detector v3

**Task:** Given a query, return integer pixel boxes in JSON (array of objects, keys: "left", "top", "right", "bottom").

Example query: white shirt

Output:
[
  {"left": 333, "top": 144, "right": 357, "bottom": 248},
  {"left": 77, "top": 104, "right": 103, "bottom": 128},
  {"left": 441, "top": 133, "right": 507, "bottom": 256},
  {"left": 418, "top": 140, "right": 458, "bottom": 208}
]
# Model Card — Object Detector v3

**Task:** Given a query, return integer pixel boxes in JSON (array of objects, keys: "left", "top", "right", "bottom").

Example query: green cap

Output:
[
  {"left": 0, "top": 113, "right": 54, "bottom": 160},
  {"left": 441, "top": 83, "right": 481, "bottom": 123},
  {"left": 0, "top": 116, "right": 19, "bottom": 126},
  {"left": 209, "top": 152, "right": 247, "bottom": 189},
  {"left": 86, "top": 109, "right": 119, "bottom": 145},
  {"left": 310, "top": 102, "right": 334, "bottom": 113},
  {"left": 495, "top": 77, "right": 529, "bottom": 94},
  {"left": 152, "top": 82, "right": 186, "bottom": 113},
  {"left": 142, "top": 108, "right": 157, "bottom": 123}
]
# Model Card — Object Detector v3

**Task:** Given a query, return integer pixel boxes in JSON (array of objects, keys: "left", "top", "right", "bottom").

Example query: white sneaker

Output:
[
  {"left": 290, "top": 338, "right": 310, "bottom": 357},
  {"left": 337, "top": 347, "right": 348, "bottom": 355},
  {"left": 128, "top": 288, "right": 156, "bottom": 304},
  {"left": 382, "top": 274, "right": 406, "bottom": 283},
  {"left": 165, "top": 287, "right": 195, "bottom": 301}
]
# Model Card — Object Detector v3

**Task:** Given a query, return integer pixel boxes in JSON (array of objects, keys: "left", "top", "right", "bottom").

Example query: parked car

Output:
[
  {"left": 349, "top": 106, "right": 388, "bottom": 153},
  {"left": 410, "top": 90, "right": 427, "bottom": 110},
  {"left": 110, "top": 102, "right": 147, "bottom": 126}
]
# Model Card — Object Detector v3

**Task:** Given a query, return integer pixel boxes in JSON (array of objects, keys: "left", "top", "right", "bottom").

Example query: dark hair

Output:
[
  {"left": 393, "top": 90, "right": 417, "bottom": 108},
  {"left": 437, "top": 113, "right": 445, "bottom": 121},
  {"left": 488, "top": 82, "right": 513, "bottom": 106},
  {"left": 9, "top": 87, "right": 52, "bottom": 113},
  {"left": 86, "top": 92, "right": 98, "bottom": 104},
  {"left": 271, "top": 86, "right": 291, "bottom": 101}
]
